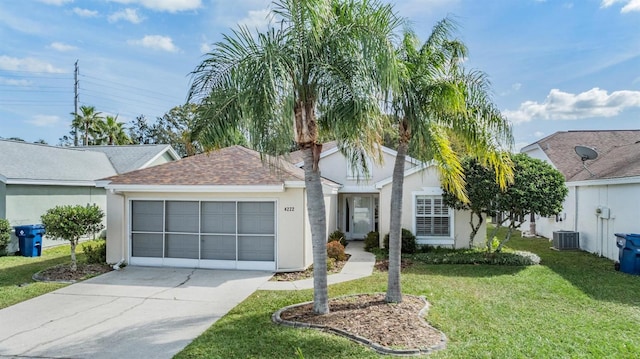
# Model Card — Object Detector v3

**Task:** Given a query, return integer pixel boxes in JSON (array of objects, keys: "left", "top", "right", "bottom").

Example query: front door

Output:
[{"left": 344, "top": 195, "right": 377, "bottom": 239}]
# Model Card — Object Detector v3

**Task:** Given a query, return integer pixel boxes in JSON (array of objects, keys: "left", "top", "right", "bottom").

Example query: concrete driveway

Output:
[{"left": 0, "top": 267, "right": 272, "bottom": 359}]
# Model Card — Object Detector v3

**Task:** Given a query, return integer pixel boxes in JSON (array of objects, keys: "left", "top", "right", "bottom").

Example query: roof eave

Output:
[{"left": 100, "top": 183, "right": 287, "bottom": 193}]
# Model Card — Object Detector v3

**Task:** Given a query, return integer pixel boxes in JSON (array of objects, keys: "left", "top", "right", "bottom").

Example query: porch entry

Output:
[{"left": 342, "top": 194, "right": 378, "bottom": 240}]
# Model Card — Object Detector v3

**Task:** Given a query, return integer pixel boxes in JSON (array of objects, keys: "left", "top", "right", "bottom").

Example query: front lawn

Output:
[
  {"left": 0, "top": 245, "right": 84, "bottom": 309},
  {"left": 176, "top": 229, "right": 640, "bottom": 358}
]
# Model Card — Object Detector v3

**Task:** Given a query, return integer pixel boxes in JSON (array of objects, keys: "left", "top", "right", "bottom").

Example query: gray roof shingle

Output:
[
  {"left": 0, "top": 140, "right": 117, "bottom": 183},
  {"left": 525, "top": 130, "right": 640, "bottom": 182},
  {"left": 78, "top": 145, "right": 176, "bottom": 173}
]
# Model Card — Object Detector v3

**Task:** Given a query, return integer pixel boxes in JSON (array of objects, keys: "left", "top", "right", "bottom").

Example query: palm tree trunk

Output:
[
  {"left": 302, "top": 144, "right": 329, "bottom": 314},
  {"left": 386, "top": 140, "right": 408, "bottom": 303}
]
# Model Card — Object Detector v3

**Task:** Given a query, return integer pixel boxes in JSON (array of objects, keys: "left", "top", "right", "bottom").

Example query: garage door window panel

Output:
[
  {"left": 131, "top": 233, "right": 163, "bottom": 257},
  {"left": 165, "top": 233, "right": 199, "bottom": 259},
  {"left": 166, "top": 201, "right": 199, "bottom": 233},
  {"left": 201, "top": 235, "right": 236, "bottom": 260},
  {"left": 132, "top": 201, "right": 163, "bottom": 232},
  {"left": 238, "top": 235, "right": 275, "bottom": 261}
]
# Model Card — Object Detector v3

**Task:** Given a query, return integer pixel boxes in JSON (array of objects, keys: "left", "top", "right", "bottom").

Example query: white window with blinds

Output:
[
  {"left": 129, "top": 199, "right": 276, "bottom": 270},
  {"left": 413, "top": 188, "right": 454, "bottom": 245}
]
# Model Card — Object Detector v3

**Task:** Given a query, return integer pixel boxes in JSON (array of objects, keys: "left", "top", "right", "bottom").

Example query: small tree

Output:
[
  {"left": 41, "top": 204, "right": 105, "bottom": 270},
  {"left": 0, "top": 219, "right": 12, "bottom": 256},
  {"left": 491, "top": 153, "right": 567, "bottom": 252},
  {"left": 442, "top": 157, "right": 503, "bottom": 247}
]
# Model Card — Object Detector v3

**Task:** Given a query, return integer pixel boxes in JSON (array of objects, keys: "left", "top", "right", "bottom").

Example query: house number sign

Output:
[{"left": 284, "top": 207, "right": 295, "bottom": 212}]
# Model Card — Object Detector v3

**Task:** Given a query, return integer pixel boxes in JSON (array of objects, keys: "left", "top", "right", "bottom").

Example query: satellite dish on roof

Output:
[
  {"left": 574, "top": 146, "right": 598, "bottom": 177},
  {"left": 575, "top": 146, "right": 598, "bottom": 161}
]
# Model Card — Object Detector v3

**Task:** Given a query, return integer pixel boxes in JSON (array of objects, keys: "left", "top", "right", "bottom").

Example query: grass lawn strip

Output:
[{"left": 177, "top": 228, "right": 640, "bottom": 358}]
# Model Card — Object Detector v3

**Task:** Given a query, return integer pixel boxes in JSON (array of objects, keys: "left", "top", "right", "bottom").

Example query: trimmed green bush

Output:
[
  {"left": 383, "top": 228, "right": 417, "bottom": 254},
  {"left": 364, "top": 231, "right": 379, "bottom": 252},
  {"left": 83, "top": 239, "right": 106, "bottom": 264},
  {"left": 327, "top": 240, "right": 347, "bottom": 261},
  {"left": 0, "top": 219, "right": 11, "bottom": 256},
  {"left": 328, "top": 229, "right": 347, "bottom": 247},
  {"left": 410, "top": 249, "right": 540, "bottom": 266}
]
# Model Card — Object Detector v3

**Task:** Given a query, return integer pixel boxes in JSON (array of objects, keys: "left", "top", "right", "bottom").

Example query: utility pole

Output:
[{"left": 73, "top": 60, "right": 79, "bottom": 146}]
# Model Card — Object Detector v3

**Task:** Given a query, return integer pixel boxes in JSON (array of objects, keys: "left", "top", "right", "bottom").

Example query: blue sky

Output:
[{"left": 1, "top": 0, "right": 639, "bottom": 150}]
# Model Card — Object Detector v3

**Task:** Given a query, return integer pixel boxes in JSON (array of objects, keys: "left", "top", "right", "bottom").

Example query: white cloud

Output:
[
  {"left": 534, "top": 131, "right": 545, "bottom": 138},
  {"left": 73, "top": 7, "right": 99, "bottom": 17},
  {"left": 38, "top": 0, "right": 73, "bottom": 5},
  {"left": 237, "top": 9, "right": 270, "bottom": 29},
  {"left": 128, "top": 35, "right": 179, "bottom": 52},
  {"left": 28, "top": 115, "right": 61, "bottom": 127},
  {"left": 0, "top": 56, "right": 65, "bottom": 73},
  {"left": 49, "top": 42, "right": 77, "bottom": 51},
  {"left": 200, "top": 42, "right": 212, "bottom": 53},
  {"left": 504, "top": 87, "right": 640, "bottom": 124},
  {"left": 109, "top": 0, "right": 201, "bottom": 13},
  {"left": 601, "top": 0, "right": 640, "bottom": 13},
  {"left": 108, "top": 8, "right": 144, "bottom": 23},
  {"left": 0, "top": 77, "right": 32, "bottom": 86}
]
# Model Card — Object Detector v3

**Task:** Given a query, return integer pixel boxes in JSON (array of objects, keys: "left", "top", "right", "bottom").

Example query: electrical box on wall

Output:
[{"left": 597, "top": 206, "right": 610, "bottom": 219}]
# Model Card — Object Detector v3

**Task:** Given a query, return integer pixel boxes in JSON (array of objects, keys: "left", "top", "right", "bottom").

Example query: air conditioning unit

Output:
[{"left": 553, "top": 231, "right": 580, "bottom": 250}]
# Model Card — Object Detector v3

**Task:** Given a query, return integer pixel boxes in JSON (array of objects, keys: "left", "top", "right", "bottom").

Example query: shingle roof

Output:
[
  {"left": 0, "top": 140, "right": 117, "bottom": 183},
  {"left": 525, "top": 130, "right": 640, "bottom": 182},
  {"left": 287, "top": 141, "right": 339, "bottom": 165},
  {"left": 78, "top": 144, "right": 177, "bottom": 173},
  {"left": 103, "top": 145, "right": 307, "bottom": 186}
]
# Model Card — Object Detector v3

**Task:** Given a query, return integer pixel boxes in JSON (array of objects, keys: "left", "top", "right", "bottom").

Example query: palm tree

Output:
[
  {"left": 73, "top": 105, "right": 103, "bottom": 146},
  {"left": 189, "top": 0, "right": 401, "bottom": 314},
  {"left": 97, "top": 115, "right": 131, "bottom": 145},
  {"left": 385, "top": 21, "right": 514, "bottom": 303}
]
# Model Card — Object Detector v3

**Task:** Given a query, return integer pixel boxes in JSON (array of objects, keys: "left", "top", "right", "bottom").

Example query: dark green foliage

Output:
[
  {"left": 41, "top": 204, "right": 105, "bottom": 270},
  {"left": 83, "top": 240, "right": 106, "bottom": 264},
  {"left": 0, "top": 219, "right": 11, "bottom": 256},
  {"left": 383, "top": 228, "right": 417, "bottom": 254},
  {"left": 364, "top": 231, "right": 379, "bottom": 252},
  {"left": 41, "top": 205, "right": 104, "bottom": 243},
  {"left": 326, "top": 241, "right": 347, "bottom": 261},
  {"left": 328, "top": 229, "right": 347, "bottom": 247},
  {"left": 410, "top": 248, "right": 540, "bottom": 266}
]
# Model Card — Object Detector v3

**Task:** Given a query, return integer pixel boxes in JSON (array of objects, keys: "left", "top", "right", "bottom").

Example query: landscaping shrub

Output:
[
  {"left": 364, "top": 231, "right": 379, "bottom": 252},
  {"left": 328, "top": 229, "right": 347, "bottom": 247},
  {"left": 327, "top": 240, "right": 347, "bottom": 261},
  {"left": 383, "top": 228, "right": 417, "bottom": 254},
  {"left": 83, "top": 239, "right": 106, "bottom": 264},
  {"left": 0, "top": 218, "right": 11, "bottom": 256},
  {"left": 410, "top": 248, "right": 540, "bottom": 266}
]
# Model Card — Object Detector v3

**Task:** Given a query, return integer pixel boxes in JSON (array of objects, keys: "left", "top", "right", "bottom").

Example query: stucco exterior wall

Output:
[
  {"left": 5, "top": 184, "right": 106, "bottom": 252},
  {"left": 0, "top": 182, "right": 6, "bottom": 219},
  {"left": 318, "top": 149, "right": 415, "bottom": 189},
  {"left": 106, "top": 188, "right": 310, "bottom": 271},
  {"left": 377, "top": 166, "right": 476, "bottom": 249}
]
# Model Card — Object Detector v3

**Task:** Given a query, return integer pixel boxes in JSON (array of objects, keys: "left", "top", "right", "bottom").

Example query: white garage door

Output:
[{"left": 129, "top": 200, "right": 276, "bottom": 270}]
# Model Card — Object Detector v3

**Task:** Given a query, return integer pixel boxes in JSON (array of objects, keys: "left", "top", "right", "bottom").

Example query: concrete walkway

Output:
[
  {"left": 259, "top": 240, "right": 376, "bottom": 290},
  {"left": 0, "top": 268, "right": 272, "bottom": 359}
]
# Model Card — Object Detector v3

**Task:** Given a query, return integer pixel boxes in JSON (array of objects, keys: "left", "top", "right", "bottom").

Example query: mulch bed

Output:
[
  {"left": 34, "top": 263, "right": 112, "bottom": 283},
  {"left": 276, "top": 293, "right": 446, "bottom": 354},
  {"left": 271, "top": 256, "right": 349, "bottom": 281}
]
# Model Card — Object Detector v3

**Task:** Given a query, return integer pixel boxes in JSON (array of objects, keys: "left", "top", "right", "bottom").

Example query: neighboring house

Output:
[
  {"left": 0, "top": 140, "right": 179, "bottom": 252},
  {"left": 520, "top": 130, "right": 640, "bottom": 261},
  {"left": 97, "top": 144, "right": 481, "bottom": 272}
]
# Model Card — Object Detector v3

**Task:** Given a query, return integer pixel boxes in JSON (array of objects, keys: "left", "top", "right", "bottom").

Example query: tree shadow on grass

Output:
[
  {"left": 401, "top": 260, "right": 527, "bottom": 278},
  {"left": 177, "top": 312, "right": 379, "bottom": 359},
  {"left": 510, "top": 237, "right": 640, "bottom": 307}
]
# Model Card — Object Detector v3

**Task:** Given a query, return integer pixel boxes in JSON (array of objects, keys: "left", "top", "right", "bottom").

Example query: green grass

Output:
[
  {"left": 176, "top": 229, "right": 640, "bottom": 358},
  {"left": 0, "top": 244, "right": 87, "bottom": 309}
]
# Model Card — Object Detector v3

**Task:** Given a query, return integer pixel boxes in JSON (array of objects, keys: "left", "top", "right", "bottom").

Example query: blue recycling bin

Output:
[
  {"left": 14, "top": 224, "right": 45, "bottom": 257},
  {"left": 615, "top": 233, "right": 640, "bottom": 275}
]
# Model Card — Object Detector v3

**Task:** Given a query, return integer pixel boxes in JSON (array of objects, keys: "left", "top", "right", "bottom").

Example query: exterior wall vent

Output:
[{"left": 553, "top": 230, "right": 580, "bottom": 250}]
